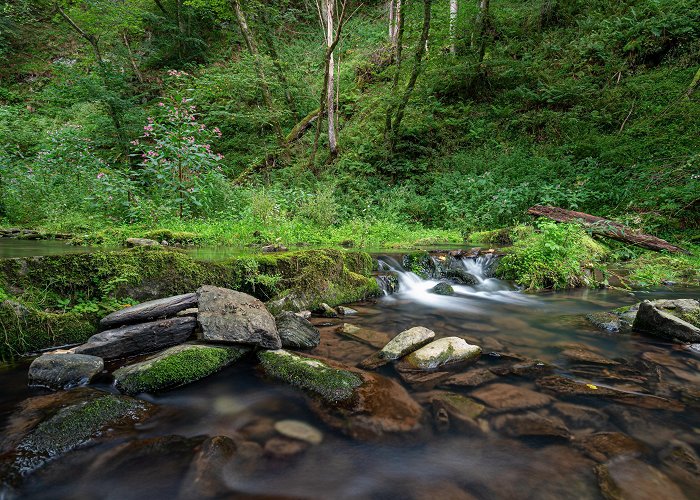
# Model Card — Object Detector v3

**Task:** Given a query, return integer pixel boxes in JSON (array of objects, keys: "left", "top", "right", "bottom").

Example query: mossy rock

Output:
[
  {"left": 141, "top": 229, "right": 201, "bottom": 245},
  {"left": 258, "top": 350, "right": 363, "bottom": 403},
  {"left": 114, "top": 343, "right": 248, "bottom": 395},
  {"left": 1, "top": 389, "right": 152, "bottom": 486},
  {"left": 0, "top": 248, "right": 378, "bottom": 358},
  {"left": 401, "top": 252, "right": 437, "bottom": 279}
]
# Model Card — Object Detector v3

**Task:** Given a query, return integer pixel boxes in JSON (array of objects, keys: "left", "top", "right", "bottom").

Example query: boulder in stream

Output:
[
  {"left": 633, "top": 299, "right": 700, "bottom": 343},
  {"left": 100, "top": 293, "right": 198, "bottom": 329},
  {"left": 73, "top": 316, "right": 196, "bottom": 359},
  {"left": 430, "top": 282, "right": 455, "bottom": 296},
  {"left": 113, "top": 343, "right": 248, "bottom": 395},
  {"left": 379, "top": 326, "right": 435, "bottom": 361},
  {"left": 401, "top": 337, "right": 481, "bottom": 370},
  {"left": 28, "top": 352, "right": 104, "bottom": 390},
  {"left": 275, "top": 311, "right": 320, "bottom": 349},
  {"left": 197, "top": 286, "right": 281, "bottom": 349}
]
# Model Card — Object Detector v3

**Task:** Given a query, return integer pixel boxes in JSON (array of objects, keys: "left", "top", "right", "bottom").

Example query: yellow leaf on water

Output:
[{"left": 586, "top": 383, "right": 598, "bottom": 390}]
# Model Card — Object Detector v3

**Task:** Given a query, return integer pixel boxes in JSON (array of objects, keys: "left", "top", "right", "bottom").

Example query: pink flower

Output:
[
  {"left": 147, "top": 150, "right": 156, "bottom": 157},
  {"left": 213, "top": 127, "right": 222, "bottom": 137},
  {"left": 199, "top": 124, "right": 206, "bottom": 131},
  {"left": 144, "top": 124, "right": 154, "bottom": 132},
  {"left": 130, "top": 139, "right": 139, "bottom": 145},
  {"left": 158, "top": 102, "right": 165, "bottom": 107},
  {"left": 97, "top": 172, "right": 106, "bottom": 179},
  {"left": 147, "top": 117, "right": 154, "bottom": 123}
]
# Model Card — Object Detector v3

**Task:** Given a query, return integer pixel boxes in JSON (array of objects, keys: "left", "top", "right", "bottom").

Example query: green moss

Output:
[
  {"left": 258, "top": 350, "right": 363, "bottom": 403},
  {"left": 114, "top": 344, "right": 247, "bottom": 395},
  {"left": 14, "top": 393, "right": 150, "bottom": 473},
  {"left": 141, "top": 229, "right": 201, "bottom": 245},
  {"left": 401, "top": 252, "right": 436, "bottom": 279},
  {"left": 621, "top": 250, "right": 700, "bottom": 287}
]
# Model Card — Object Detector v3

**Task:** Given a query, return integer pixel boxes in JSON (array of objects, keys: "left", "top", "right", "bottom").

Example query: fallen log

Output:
[{"left": 527, "top": 205, "right": 690, "bottom": 254}]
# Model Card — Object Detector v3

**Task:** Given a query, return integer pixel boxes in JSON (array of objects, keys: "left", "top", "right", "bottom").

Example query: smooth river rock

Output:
[
  {"left": 74, "top": 317, "right": 196, "bottom": 359},
  {"left": 491, "top": 412, "right": 571, "bottom": 440},
  {"left": 197, "top": 286, "right": 281, "bottom": 349},
  {"left": 471, "top": 383, "right": 552, "bottom": 412},
  {"left": 595, "top": 458, "right": 687, "bottom": 500},
  {"left": 379, "top": 326, "right": 435, "bottom": 361},
  {"left": 336, "top": 323, "right": 393, "bottom": 349},
  {"left": 633, "top": 299, "right": 700, "bottom": 343},
  {"left": 113, "top": 343, "right": 248, "bottom": 395},
  {"left": 28, "top": 352, "right": 104, "bottom": 390},
  {"left": 275, "top": 311, "right": 320, "bottom": 349},
  {"left": 99, "top": 293, "right": 198, "bottom": 329},
  {"left": 274, "top": 420, "right": 323, "bottom": 445},
  {"left": 402, "top": 337, "right": 482, "bottom": 370}
]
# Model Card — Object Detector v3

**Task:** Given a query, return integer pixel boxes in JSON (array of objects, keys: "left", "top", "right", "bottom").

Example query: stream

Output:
[{"left": 0, "top": 249, "right": 699, "bottom": 499}]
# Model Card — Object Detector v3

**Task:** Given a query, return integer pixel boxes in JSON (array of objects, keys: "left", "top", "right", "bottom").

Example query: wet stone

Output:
[
  {"left": 28, "top": 353, "right": 104, "bottom": 390},
  {"left": 576, "top": 432, "right": 647, "bottom": 462},
  {"left": 442, "top": 368, "right": 498, "bottom": 388},
  {"left": 100, "top": 293, "right": 197, "bottom": 329},
  {"left": 274, "top": 420, "right": 323, "bottom": 445},
  {"left": 379, "top": 326, "right": 435, "bottom": 361},
  {"left": 402, "top": 337, "right": 481, "bottom": 370},
  {"left": 633, "top": 299, "right": 700, "bottom": 343},
  {"left": 491, "top": 412, "right": 571, "bottom": 440},
  {"left": 430, "top": 282, "right": 455, "bottom": 296},
  {"left": 471, "top": 383, "right": 552, "bottom": 412},
  {"left": 336, "top": 306, "right": 358, "bottom": 316},
  {"left": 429, "top": 391, "right": 485, "bottom": 433},
  {"left": 395, "top": 368, "right": 452, "bottom": 390},
  {"left": 659, "top": 440, "right": 700, "bottom": 490},
  {"left": 586, "top": 312, "right": 623, "bottom": 332},
  {"left": 179, "top": 435, "right": 237, "bottom": 499},
  {"left": 595, "top": 458, "right": 687, "bottom": 500},
  {"left": 552, "top": 402, "right": 608, "bottom": 428},
  {"left": 335, "top": 323, "right": 392, "bottom": 349},
  {"left": 319, "top": 302, "right": 338, "bottom": 317},
  {"left": 263, "top": 437, "right": 310, "bottom": 460},
  {"left": 560, "top": 348, "right": 619, "bottom": 365},
  {"left": 275, "top": 311, "right": 320, "bottom": 349}
]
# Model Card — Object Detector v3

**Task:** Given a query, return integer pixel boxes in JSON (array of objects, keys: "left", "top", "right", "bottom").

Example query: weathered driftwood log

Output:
[{"left": 527, "top": 205, "right": 690, "bottom": 254}]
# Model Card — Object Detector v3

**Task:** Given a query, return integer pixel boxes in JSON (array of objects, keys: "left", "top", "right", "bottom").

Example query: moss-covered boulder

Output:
[
  {"left": 0, "top": 248, "right": 379, "bottom": 359},
  {"left": 113, "top": 343, "right": 248, "bottom": 395},
  {"left": 0, "top": 388, "right": 153, "bottom": 490},
  {"left": 430, "top": 282, "right": 455, "bottom": 296},
  {"left": 258, "top": 350, "right": 363, "bottom": 403},
  {"left": 633, "top": 299, "right": 700, "bottom": 343}
]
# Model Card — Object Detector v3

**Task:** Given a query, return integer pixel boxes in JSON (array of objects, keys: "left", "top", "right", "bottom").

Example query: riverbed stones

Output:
[
  {"left": 379, "top": 326, "right": 435, "bottom": 361},
  {"left": 336, "top": 306, "right": 358, "bottom": 316},
  {"left": 274, "top": 420, "right": 323, "bottom": 445},
  {"left": 491, "top": 412, "right": 571, "bottom": 440},
  {"left": 310, "top": 371, "right": 425, "bottom": 441},
  {"left": 552, "top": 402, "right": 608, "bottom": 428},
  {"left": 179, "top": 436, "right": 238, "bottom": 499},
  {"left": 319, "top": 302, "right": 338, "bottom": 317},
  {"left": 336, "top": 323, "right": 393, "bottom": 349},
  {"left": 442, "top": 368, "right": 498, "bottom": 388},
  {"left": 28, "top": 352, "right": 103, "bottom": 390},
  {"left": 274, "top": 311, "right": 320, "bottom": 349},
  {"left": 595, "top": 458, "right": 687, "bottom": 500},
  {"left": 99, "top": 293, "right": 198, "bottom": 329},
  {"left": 560, "top": 347, "right": 619, "bottom": 365},
  {"left": 577, "top": 432, "right": 647, "bottom": 462},
  {"left": 113, "top": 343, "right": 248, "bottom": 395},
  {"left": 471, "top": 383, "right": 552, "bottom": 412},
  {"left": 429, "top": 391, "right": 485, "bottom": 433},
  {"left": 633, "top": 299, "right": 700, "bottom": 343},
  {"left": 258, "top": 350, "right": 363, "bottom": 402},
  {"left": 402, "top": 337, "right": 482, "bottom": 370},
  {"left": 197, "top": 286, "right": 281, "bottom": 349},
  {"left": 74, "top": 317, "right": 196, "bottom": 359}
]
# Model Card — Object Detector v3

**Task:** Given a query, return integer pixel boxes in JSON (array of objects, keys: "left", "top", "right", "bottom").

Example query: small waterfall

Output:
[{"left": 375, "top": 253, "right": 534, "bottom": 310}]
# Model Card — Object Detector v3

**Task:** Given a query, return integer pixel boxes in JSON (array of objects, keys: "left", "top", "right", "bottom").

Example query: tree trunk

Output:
[
  {"left": 153, "top": 0, "right": 169, "bottom": 16},
  {"left": 527, "top": 205, "right": 691, "bottom": 254},
  {"left": 325, "top": 0, "right": 338, "bottom": 157},
  {"left": 384, "top": 0, "right": 405, "bottom": 143},
  {"left": 474, "top": 0, "right": 490, "bottom": 63},
  {"left": 687, "top": 66, "right": 700, "bottom": 97},
  {"left": 231, "top": 0, "right": 285, "bottom": 147},
  {"left": 122, "top": 32, "right": 144, "bottom": 83},
  {"left": 388, "top": 0, "right": 432, "bottom": 153},
  {"left": 450, "top": 0, "right": 458, "bottom": 54},
  {"left": 388, "top": 1, "right": 394, "bottom": 43}
]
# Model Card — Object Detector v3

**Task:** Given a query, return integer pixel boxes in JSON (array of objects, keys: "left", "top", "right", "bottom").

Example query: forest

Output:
[{"left": 0, "top": 0, "right": 699, "bottom": 286}]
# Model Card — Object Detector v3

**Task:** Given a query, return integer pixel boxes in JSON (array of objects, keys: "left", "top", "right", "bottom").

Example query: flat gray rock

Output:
[
  {"left": 197, "top": 286, "right": 281, "bottom": 349},
  {"left": 633, "top": 299, "right": 700, "bottom": 342},
  {"left": 402, "top": 337, "right": 481, "bottom": 370},
  {"left": 100, "top": 293, "right": 198, "bottom": 329},
  {"left": 28, "top": 353, "right": 104, "bottom": 390},
  {"left": 74, "top": 317, "right": 196, "bottom": 359},
  {"left": 379, "top": 326, "right": 435, "bottom": 360},
  {"left": 275, "top": 311, "right": 320, "bottom": 349}
]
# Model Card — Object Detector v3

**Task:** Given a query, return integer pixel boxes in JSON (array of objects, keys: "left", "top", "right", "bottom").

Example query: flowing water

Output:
[{"left": 1, "top": 254, "right": 699, "bottom": 499}]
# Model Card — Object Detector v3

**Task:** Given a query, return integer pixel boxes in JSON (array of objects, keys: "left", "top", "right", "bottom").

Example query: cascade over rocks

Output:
[{"left": 197, "top": 285, "right": 281, "bottom": 349}]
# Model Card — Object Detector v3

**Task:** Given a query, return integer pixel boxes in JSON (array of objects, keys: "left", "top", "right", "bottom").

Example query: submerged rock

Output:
[
  {"left": 179, "top": 436, "right": 238, "bottom": 499},
  {"left": 0, "top": 388, "right": 153, "bottom": 489},
  {"left": 336, "top": 306, "right": 358, "bottom": 316},
  {"left": 379, "top": 326, "right": 435, "bottom": 361},
  {"left": 258, "top": 350, "right": 363, "bottom": 402},
  {"left": 633, "top": 299, "right": 700, "bottom": 343},
  {"left": 442, "top": 368, "right": 498, "bottom": 388},
  {"left": 197, "top": 286, "right": 281, "bottom": 349},
  {"left": 430, "top": 282, "right": 455, "bottom": 296},
  {"left": 274, "top": 420, "right": 323, "bottom": 445},
  {"left": 577, "top": 432, "right": 647, "bottom": 462},
  {"left": 491, "top": 412, "right": 570, "bottom": 440},
  {"left": 336, "top": 323, "right": 392, "bottom": 349},
  {"left": 429, "top": 391, "right": 485, "bottom": 433},
  {"left": 595, "top": 458, "right": 687, "bottom": 500},
  {"left": 263, "top": 437, "right": 309, "bottom": 460},
  {"left": 402, "top": 337, "right": 481, "bottom": 370},
  {"left": 113, "top": 343, "right": 248, "bottom": 395},
  {"left": 560, "top": 347, "right": 619, "bottom": 365},
  {"left": 99, "top": 293, "right": 198, "bottom": 329},
  {"left": 310, "top": 371, "right": 425, "bottom": 441},
  {"left": 551, "top": 402, "right": 608, "bottom": 428},
  {"left": 275, "top": 311, "right": 320, "bottom": 349},
  {"left": 74, "top": 317, "right": 196, "bottom": 359},
  {"left": 471, "top": 383, "right": 552, "bottom": 412},
  {"left": 586, "top": 312, "right": 623, "bottom": 332},
  {"left": 28, "top": 352, "right": 103, "bottom": 390}
]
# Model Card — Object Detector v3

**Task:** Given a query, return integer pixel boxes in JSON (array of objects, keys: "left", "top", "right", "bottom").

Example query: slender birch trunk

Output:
[
  {"left": 325, "top": 0, "right": 338, "bottom": 156},
  {"left": 450, "top": 0, "right": 458, "bottom": 54}
]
